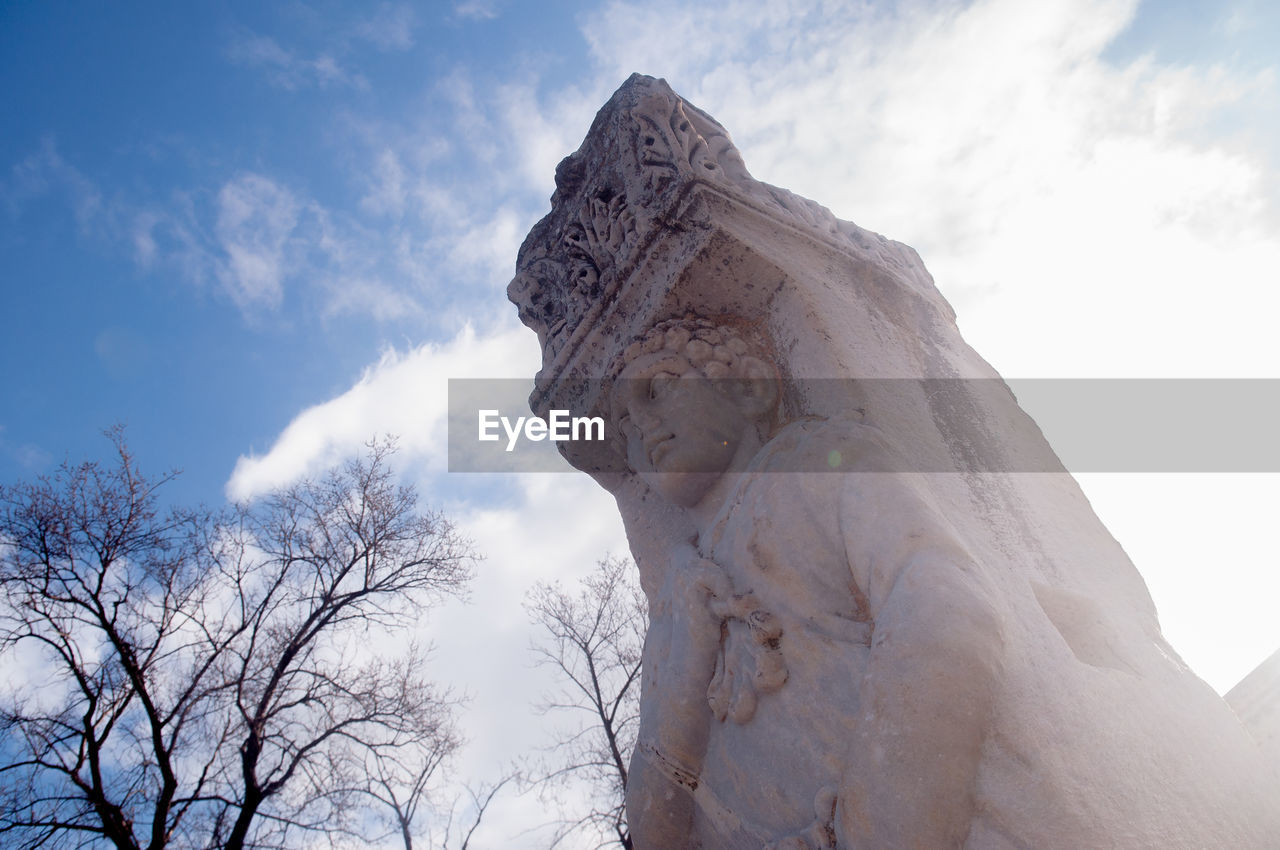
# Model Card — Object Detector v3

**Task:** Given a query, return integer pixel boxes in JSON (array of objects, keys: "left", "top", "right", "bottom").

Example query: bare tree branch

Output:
[
  {"left": 527, "top": 556, "right": 645, "bottom": 850},
  {"left": 0, "top": 431, "right": 477, "bottom": 850}
]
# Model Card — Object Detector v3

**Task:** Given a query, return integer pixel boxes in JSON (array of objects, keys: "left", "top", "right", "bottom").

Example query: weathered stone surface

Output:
[
  {"left": 508, "top": 74, "right": 1280, "bottom": 849},
  {"left": 1229, "top": 648, "right": 1280, "bottom": 769}
]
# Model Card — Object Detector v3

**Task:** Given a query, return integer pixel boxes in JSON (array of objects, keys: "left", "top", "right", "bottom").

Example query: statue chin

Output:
[{"left": 641, "top": 469, "right": 722, "bottom": 508}]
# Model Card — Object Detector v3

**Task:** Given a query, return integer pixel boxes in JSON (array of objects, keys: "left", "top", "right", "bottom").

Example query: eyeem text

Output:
[{"left": 478, "top": 409, "right": 605, "bottom": 452}]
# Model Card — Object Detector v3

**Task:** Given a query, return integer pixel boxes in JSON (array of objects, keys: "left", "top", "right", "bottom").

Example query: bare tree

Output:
[
  {"left": 0, "top": 429, "right": 475, "bottom": 849},
  {"left": 342, "top": 712, "right": 514, "bottom": 850},
  {"left": 350, "top": 712, "right": 461, "bottom": 850},
  {"left": 437, "top": 775, "right": 514, "bottom": 850},
  {"left": 527, "top": 556, "right": 646, "bottom": 849}
]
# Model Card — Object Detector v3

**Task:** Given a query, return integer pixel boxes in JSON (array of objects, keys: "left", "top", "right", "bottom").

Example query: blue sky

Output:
[
  {"left": 4, "top": 0, "right": 1280, "bottom": 844},
  {"left": 1, "top": 1, "right": 587, "bottom": 506}
]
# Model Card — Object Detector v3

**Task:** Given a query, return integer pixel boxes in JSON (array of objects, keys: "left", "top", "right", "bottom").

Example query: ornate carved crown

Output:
[{"left": 507, "top": 74, "right": 933, "bottom": 399}]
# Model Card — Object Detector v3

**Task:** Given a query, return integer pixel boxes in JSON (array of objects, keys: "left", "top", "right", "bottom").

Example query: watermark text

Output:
[{"left": 478, "top": 409, "right": 605, "bottom": 452}]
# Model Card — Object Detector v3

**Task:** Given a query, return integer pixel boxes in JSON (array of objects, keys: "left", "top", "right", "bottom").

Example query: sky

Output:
[{"left": 3, "top": 0, "right": 1279, "bottom": 845}]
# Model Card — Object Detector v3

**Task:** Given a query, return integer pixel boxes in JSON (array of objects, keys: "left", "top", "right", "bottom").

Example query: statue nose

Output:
[{"left": 633, "top": 410, "right": 661, "bottom": 432}]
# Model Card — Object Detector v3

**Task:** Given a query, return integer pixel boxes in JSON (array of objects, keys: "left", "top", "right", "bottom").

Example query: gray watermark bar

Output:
[{"left": 447, "top": 378, "right": 1280, "bottom": 473}]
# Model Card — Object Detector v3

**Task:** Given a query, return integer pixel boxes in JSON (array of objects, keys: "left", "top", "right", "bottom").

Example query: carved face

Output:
[{"left": 613, "top": 350, "right": 751, "bottom": 507}]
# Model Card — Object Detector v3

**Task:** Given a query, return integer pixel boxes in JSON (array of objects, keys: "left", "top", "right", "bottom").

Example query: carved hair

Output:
[
  {"left": 608, "top": 315, "right": 783, "bottom": 442},
  {"left": 612, "top": 315, "right": 770, "bottom": 382}
]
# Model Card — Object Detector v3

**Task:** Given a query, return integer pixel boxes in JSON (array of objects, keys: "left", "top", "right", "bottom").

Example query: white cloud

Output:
[
  {"left": 310, "top": 79, "right": 559, "bottom": 323},
  {"left": 454, "top": 1, "right": 500, "bottom": 22},
  {"left": 225, "top": 322, "right": 540, "bottom": 501},
  {"left": 1077, "top": 473, "right": 1280, "bottom": 693},
  {"left": 228, "top": 32, "right": 362, "bottom": 90},
  {"left": 495, "top": 80, "right": 608, "bottom": 193},
  {"left": 580, "top": 0, "right": 1280, "bottom": 378},
  {"left": 432, "top": 71, "right": 503, "bottom": 167},
  {"left": 425, "top": 471, "right": 629, "bottom": 847},
  {"left": 359, "top": 149, "right": 409, "bottom": 217},
  {"left": 355, "top": 3, "right": 416, "bottom": 51},
  {"left": 214, "top": 173, "right": 300, "bottom": 310},
  {"left": 321, "top": 276, "right": 424, "bottom": 322},
  {"left": 431, "top": 202, "right": 528, "bottom": 284},
  {"left": 221, "top": 317, "right": 632, "bottom": 845},
  {"left": 3, "top": 138, "right": 102, "bottom": 229},
  {"left": 126, "top": 147, "right": 528, "bottom": 324},
  {"left": 131, "top": 210, "right": 160, "bottom": 267},
  {"left": 0, "top": 426, "right": 52, "bottom": 472}
]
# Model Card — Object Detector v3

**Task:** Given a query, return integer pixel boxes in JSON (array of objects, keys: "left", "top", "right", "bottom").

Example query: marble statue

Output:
[{"left": 508, "top": 74, "right": 1280, "bottom": 848}]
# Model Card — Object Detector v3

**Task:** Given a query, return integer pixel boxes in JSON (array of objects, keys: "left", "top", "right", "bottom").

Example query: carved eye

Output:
[
  {"left": 643, "top": 135, "right": 656, "bottom": 146},
  {"left": 649, "top": 372, "right": 677, "bottom": 401}
]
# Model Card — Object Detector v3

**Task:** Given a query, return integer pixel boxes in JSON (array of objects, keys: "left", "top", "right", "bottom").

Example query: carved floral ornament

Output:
[
  {"left": 508, "top": 75, "right": 747, "bottom": 367},
  {"left": 508, "top": 75, "right": 930, "bottom": 388},
  {"left": 707, "top": 591, "right": 788, "bottom": 726}
]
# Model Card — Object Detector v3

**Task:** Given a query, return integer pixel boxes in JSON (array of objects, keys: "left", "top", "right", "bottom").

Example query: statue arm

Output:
[
  {"left": 626, "top": 545, "right": 729, "bottom": 848},
  {"left": 839, "top": 473, "right": 1006, "bottom": 848}
]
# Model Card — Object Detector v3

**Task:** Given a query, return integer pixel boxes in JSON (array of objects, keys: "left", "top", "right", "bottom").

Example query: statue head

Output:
[{"left": 609, "top": 317, "right": 780, "bottom": 509}]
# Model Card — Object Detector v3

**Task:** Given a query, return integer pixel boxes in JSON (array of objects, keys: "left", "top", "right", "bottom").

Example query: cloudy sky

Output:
[{"left": 3, "top": 0, "right": 1278, "bottom": 844}]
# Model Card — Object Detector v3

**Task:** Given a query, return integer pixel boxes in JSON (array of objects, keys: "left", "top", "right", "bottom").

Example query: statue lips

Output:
[{"left": 646, "top": 432, "right": 676, "bottom": 468}]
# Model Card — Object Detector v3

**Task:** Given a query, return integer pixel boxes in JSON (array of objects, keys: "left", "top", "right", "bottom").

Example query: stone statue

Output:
[
  {"left": 611, "top": 317, "right": 1004, "bottom": 848},
  {"left": 508, "top": 74, "right": 1280, "bottom": 848}
]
